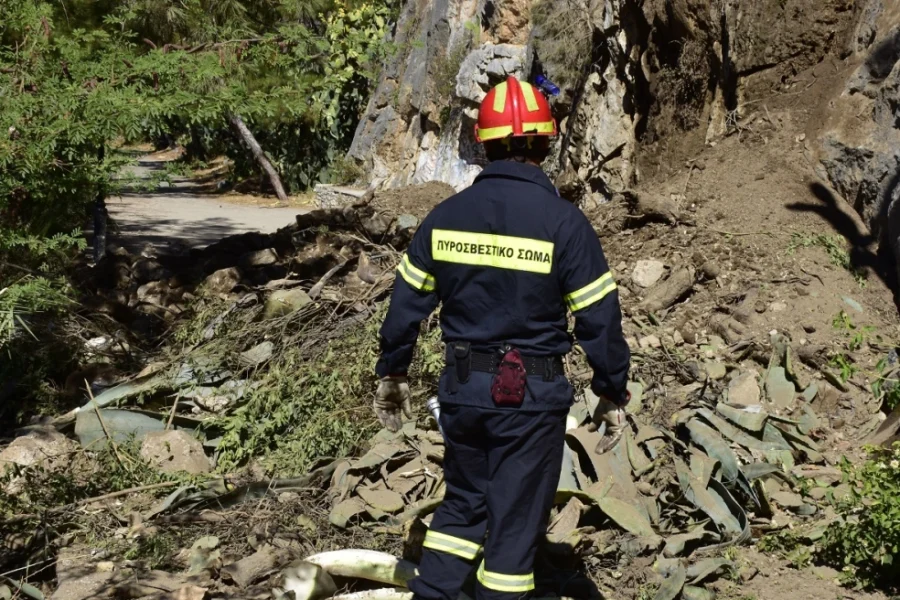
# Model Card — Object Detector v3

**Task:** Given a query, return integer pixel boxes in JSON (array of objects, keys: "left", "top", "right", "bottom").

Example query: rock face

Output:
[
  {"left": 816, "top": 2, "right": 900, "bottom": 278},
  {"left": 349, "top": 0, "right": 859, "bottom": 200},
  {"left": 140, "top": 430, "right": 212, "bottom": 474}
]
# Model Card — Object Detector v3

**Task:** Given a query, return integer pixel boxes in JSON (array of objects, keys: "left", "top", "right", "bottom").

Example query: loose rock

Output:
[
  {"left": 263, "top": 288, "right": 313, "bottom": 319},
  {"left": 728, "top": 372, "right": 761, "bottom": 406},
  {"left": 203, "top": 267, "right": 242, "bottom": 294},
  {"left": 0, "top": 428, "right": 78, "bottom": 475},
  {"left": 140, "top": 430, "right": 212, "bottom": 474},
  {"left": 639, "top": 335, "right": 662, "bottom": 349},
  {"left": 632, "top": 260, "right": 666, "bottom": 288},
  {"left": 239, "top": 248, "right": 279, "bottom": 267},
  {"left": 703, "top": 361, "right": 727, "bottom": 380}
]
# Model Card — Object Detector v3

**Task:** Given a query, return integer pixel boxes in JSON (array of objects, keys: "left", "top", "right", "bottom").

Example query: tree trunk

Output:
[
  {"left": 93, "top": 146, "right": 108, "bottom": 262},
  {"left": 228, "top": 114, "right": 288, "bottom": 202}
]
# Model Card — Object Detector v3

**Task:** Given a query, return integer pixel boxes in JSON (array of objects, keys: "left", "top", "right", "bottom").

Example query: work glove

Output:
[
  {"left": 374, "top": 375, "right": 412, "bottom": 433},
  {"left": 586, "top": 389, "right": 629, "bottom": 454}
]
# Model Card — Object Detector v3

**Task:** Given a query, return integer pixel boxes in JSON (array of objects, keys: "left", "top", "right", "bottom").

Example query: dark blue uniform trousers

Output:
[{"left": 409, "top": 404, "right": 567, "bottom": 600}]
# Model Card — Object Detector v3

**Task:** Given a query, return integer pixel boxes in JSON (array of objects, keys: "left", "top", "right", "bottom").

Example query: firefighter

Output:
[{"left": 373, "top": 75, "right": 631, "bottom": 600}]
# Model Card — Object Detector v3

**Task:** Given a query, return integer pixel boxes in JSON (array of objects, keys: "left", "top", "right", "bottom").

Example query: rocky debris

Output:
[
  {"left": 315, "top": 185, "right": 370, "bottom": 209},
  {"left": 140, "top": 430, "right": 212, "bottom": 474},
  {"left": 632, "top": 260, "right": 666, "bottom": 288}
]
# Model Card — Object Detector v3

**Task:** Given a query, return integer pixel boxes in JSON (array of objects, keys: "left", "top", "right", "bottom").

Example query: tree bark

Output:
[
  {"left": 93, "top": 146, "right": 108, "bottom": 262},
  {"left": 229, "top": 114, "right": 288, "bottom": 202}
]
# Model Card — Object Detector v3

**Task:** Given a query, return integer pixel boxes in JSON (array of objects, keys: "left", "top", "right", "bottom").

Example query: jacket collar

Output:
[{"left": 474, "top": 161, "right": 559, "bottom": 196}]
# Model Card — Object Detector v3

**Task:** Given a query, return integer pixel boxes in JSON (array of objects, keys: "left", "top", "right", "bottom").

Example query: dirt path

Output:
[{"left": 107, "top": 160, "right": 305, "bottom": 253}]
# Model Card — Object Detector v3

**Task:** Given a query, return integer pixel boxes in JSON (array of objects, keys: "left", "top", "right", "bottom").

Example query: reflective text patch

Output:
[{"left": 432, "top": 229, "right": 554, "bottom": 274}]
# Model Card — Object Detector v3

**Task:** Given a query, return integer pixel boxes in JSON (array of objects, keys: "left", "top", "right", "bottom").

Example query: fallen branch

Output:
[
  {"left": 4, "top": 481, "right": 179, "bottom": 524},
  {"left": 638, "top": 266, "right": 696, "bottom": 314}
]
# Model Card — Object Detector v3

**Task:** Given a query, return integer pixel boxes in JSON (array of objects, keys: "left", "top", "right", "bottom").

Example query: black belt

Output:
[{"left": 445, "top": 342, "right": 564, "bottom": 391}]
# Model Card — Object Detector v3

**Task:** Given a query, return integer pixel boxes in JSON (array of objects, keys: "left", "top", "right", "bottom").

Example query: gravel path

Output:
[{"left": 107, "top": 161, "right": 305, "bottom": 252}]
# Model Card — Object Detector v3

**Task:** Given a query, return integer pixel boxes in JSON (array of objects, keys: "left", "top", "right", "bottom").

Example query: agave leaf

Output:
[
  {"left": 653, "top": 563, "right": 686, "bottom": 600},
  {"left": 686, "top": 558, "right": 734, "bottom": 584},
  {"left": 715, "top": 402, "right": 767, "bottom": 432},
  {"left": 674, "top": 458, "right": 741, "bottom": 535},
  {"left": 625, "top": 428, "right": 653, "bottom": 475},
  {"left": 682, "top": 586, "right": 716, "bottom": 600},
  {"left": 689, "top": 450, "right": 718, "bottom": 488},
  {"left": 663, "top": 526, "right": 719, "bottom": 557},
  {"left": 598, "top": 496, "right": 660, "bottom": 542},
  {"left": 773, "top": 422, "right": 822, "bottom": 452},
  {"left": 685, "top": 419, "right": 741, "bottom": 483},
  {"left": 741, "top": 462, "right": 783, "bottom": 480},
  {"left": 696, "top": 408, "right": 789, "bottom": 452}
]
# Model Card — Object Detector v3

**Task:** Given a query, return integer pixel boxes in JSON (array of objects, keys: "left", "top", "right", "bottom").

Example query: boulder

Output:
[
  {"left": 263, "top": 288, "right": 313, "bottom": 319},
  {"left": 203, "top": 267, "right": 242, "bottom": 294},
  {"left": 0, "top": 428, "right": 77, "bottom": 474},
  {"left": 140, "top": 430, "right": 212, "bottom": 474}
]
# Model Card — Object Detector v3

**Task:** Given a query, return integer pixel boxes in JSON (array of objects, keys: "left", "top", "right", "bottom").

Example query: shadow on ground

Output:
[{"left": 786, "top": 182, "right": 898, "bottom": 299}]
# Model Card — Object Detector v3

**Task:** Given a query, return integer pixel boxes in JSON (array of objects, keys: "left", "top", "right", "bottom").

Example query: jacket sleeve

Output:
[
  {"left": 375, "top": 221, "right": 440, "bottom": 378},
  {"left": 557, "top": 211, "right": 631, "bottom": 404}
]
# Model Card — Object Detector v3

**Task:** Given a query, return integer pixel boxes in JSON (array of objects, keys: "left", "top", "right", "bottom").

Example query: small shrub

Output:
[
  {"left": 818, "top": 445, "right": 900, "bottom": 590},
  {"left": 215, "top": 303, "right": 444, "bottom": 475},
  {"left": 531, "top": 0, "right": 595, "bottom": 94}
]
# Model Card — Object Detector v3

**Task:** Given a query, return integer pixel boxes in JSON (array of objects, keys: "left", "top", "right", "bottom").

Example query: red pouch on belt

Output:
[{"left": 491, "top": 348, "right": 527, "bottom": 407}]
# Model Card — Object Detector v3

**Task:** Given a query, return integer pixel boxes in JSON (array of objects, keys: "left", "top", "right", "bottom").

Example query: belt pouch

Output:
[{"left": 491, "top": 347, "right": 527, "bottom": 407}]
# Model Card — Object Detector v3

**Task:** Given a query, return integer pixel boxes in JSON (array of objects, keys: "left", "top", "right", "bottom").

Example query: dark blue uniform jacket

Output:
[{"left": 375, "top": 161, "right": 630, "bottom": 411}]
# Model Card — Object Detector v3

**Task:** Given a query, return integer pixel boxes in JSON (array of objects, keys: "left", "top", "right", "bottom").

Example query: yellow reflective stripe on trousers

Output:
[
  {"left": 476, "top": 563, "right": 535, "bottom": 593},
  {"left": 432, "top": 229, "right": 554, "bottom": 274},
  {"left": 565, "top": 272, "right": 616, "bottom": 311},
  {"left": 422, "top": 530, "right": 481, "bottom": 560},
  {"left": 397, "top": 254, "right": 436, "bottom": 292}
]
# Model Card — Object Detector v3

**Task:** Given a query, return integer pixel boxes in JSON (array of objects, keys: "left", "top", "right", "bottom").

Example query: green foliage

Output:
[
  {"left": 788, "top": 234, "right": 867, "bottom": 287},
  {"left": 215, "top": 304, "right": 443, "bottom": 474},
  {"left": 830, "top": 353, "right": 857, "bottom": 384},
  {"left": 819, "top": 446, "right": 900, "bottom": 590},
  {"left": 123, "top": 533, "right": 178, "bottom": 569},
  {"left": 871, "top": 358, "right": 900, "bottom": 412},
  {"left": 0, "top": 439, "right": 185, "bottom": 519}
]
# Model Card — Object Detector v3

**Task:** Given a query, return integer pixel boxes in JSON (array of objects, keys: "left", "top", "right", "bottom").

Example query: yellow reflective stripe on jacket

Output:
[
  {"left": 565, "top": 272, "right": 616, "bottom": 311},
  {"left": 432, "top": 229, "right": 554, "bottom": 275},
  {"left": 520, "top": 82, "right": 540, "bottom": 112},
  {"left": 397, "top": 254, "right": 436, "bottom": 292},
  {"left": 476, "top": 563, "right": 535, "bottom": 593},
  {"left": 422, "top": 530, "right": 482, "bottom": 560},
  {"left": 493, "top": 81, "right": 508, "bottom": 113}
]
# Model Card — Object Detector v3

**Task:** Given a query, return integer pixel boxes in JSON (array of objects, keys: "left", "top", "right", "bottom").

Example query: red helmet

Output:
[{"left": 474, "top": 76, "right": 558, "bottom": 143}]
